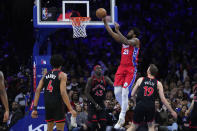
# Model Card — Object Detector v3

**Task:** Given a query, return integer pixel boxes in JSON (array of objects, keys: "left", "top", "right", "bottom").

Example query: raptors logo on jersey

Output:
[
  {"left": 90, "top": 75, "right": 107, "bottom": 106},
  {"left": 120, "top": 44, "right": 140, "bottom": 67}
]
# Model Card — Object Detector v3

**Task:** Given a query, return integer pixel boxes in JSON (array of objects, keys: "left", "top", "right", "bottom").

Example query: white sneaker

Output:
[
  {"left": 114, "top": 118, "right": 125, "bottom": 129},
  {"left": 71, "top": 116, "right": 77, "bottom": 127}
]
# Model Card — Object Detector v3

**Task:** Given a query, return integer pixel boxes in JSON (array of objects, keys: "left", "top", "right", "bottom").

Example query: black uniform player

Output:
[
  {"left": 128, "top": 64, "right": 177, "bottom": 131},
  {"left": 185, "top": 84, "right": 197, "bottom": 131},
  {"left": 85, "top": 65, "right": 113, "bottom": 131},
  {"left": 31, "top": 55, "right": 77, "bottom": 131}
]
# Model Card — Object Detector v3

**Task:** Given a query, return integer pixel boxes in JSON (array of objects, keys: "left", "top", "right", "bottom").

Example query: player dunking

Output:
[
  {"left": 127, "top": 64, "right": 177, "bottom": 131},
  {"left": 31, "top": 55, "right": 77, "bottom": 131},
  {"left": 0, "top": 71, "right": 9, "bottom": 123},
  {"left": 185, "top": 84, "right": 197, "bottom": 131},
  {"left": 103, "top": 18, "right": 140, "bottom": 129},
  {"left": 85, "top": 65, "right": 113, "bottom": 131}
]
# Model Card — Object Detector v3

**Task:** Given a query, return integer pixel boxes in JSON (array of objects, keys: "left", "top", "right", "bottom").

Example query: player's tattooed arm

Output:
[
  {"left": 114, "top": 22, "right": 139, "bottom": 47},
  {"left": 103, "top": 17, "right": 121, "bottom": 43},
  {"left": 0, "top": 71, "right": 9, "bottom": 112},
  {"left": 105, "top": 76, "right": 114, "bottom": 87},
  {"left": 85, "top": 78, "right": 98, "bottom": 106}
]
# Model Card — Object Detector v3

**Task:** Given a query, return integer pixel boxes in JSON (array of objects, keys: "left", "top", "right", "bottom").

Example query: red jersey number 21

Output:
[
  {"left": 144, "top": 86, "right": 154, "bottom": 96},
  {"left": 47, "top": 80, "right": 53, "bottom": 92}
]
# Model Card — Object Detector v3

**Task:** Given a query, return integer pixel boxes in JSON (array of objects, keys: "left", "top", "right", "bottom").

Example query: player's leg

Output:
[
  {"left": 115, "top": 68, "right": 136, "bottom": 129},
  {"left": 56, "top": 122, "right": 65, "bottom": 131},
  {"left": 45, "top": 104, "right": 55, "bottom": 131},
  {"left": 128, "top": 103, "right": 144, "bottom": 131},
  {"left": 87, "top": 108, "right": 99, "bottom": 131},
  {"left": 114, "top": 76, "right": 124, "bottom": 106},
  {"left": 114, "top": 66, "right": 124, "bottom": 107},
  {"left": 47, "top": 121, "right": 54, "bottom": 131},
  {"left": 98, "top": 109, "right": 107, "bottom": 131},
  {"left": 127, "top": 122, "right": 139, "bottom": 131},
  {"left": 146, "top": 105, "right": 156, "bottom": 131},
  {"left": 114, "top": 87, "right": 129, "bottom": 129},
  {"left": 121, "top": 67, "right": 137, "bottom": 118},
  {"left": 54, "top": 102, "right": 66, "bottom": 131},
  {"left": 147, "top": 122, "right": 155, "bottom": 131},
  {"left": 114, "top": 85, "right": 122, "bottom": 106}
]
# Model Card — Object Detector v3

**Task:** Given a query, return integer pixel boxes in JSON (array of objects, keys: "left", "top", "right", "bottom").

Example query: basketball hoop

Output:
[{"left": 69, "top": 17, "right": 91, "bottom": 38}]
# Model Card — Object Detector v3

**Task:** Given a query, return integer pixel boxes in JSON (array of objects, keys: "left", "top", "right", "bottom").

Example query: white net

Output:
[{"left": 70, "top": 17, "right": 90, "bottom": 38}]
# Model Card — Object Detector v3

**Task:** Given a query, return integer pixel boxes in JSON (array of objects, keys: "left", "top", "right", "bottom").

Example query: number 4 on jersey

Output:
[
  {"left": 144, "top": 86, "right": 154, "bottom": 96},
  {"left": 47, "top": 80, "right": 53, "bottom": 92}
]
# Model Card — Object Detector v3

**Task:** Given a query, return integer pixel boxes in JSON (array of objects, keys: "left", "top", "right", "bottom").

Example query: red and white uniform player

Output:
[
  {"left": 115, "top": 44, "right": 140, "bottom": 95},
  {"left": 103, "top": 18, "right": 141, "bottom": 129}
]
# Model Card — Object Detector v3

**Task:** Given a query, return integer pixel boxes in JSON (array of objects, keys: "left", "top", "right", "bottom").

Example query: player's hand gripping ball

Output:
[{"left": 96, "top": 8, "right": 107, "bottom": 19}]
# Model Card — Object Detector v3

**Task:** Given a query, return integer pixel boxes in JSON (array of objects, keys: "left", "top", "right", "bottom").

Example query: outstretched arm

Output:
[
  {"left": 131, "top": 77, "right": 143, "bottom": 97},
  {"left": 158, "top": 81, "right": 177, "bottom": 119},
  {"left": 114, "top": 22, "right": 139, "bottom": 47},
  {"left": 0, "top": 71, "right": 9, "bottom": 122},
  {"left": 103, "top": 17, "right": 120, "bottom": 43}
]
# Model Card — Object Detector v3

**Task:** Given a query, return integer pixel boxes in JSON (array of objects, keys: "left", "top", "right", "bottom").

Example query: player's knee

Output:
[
  {"left": 56, "top": 122, "right": 65, "bottom": 131},
  {"left": 122, "top": 89, "right": 129, "bottom": 98},
  {"left": 114, "top": 86, "right": 122, "bottom": 96},
  {"left": 127, "top": 125, "right": 137, "bottom": 131},
  {"left": 47, "top": 122, "right": 54, "bottom": 131},
  {"left": 148, "top": 122, "right": 155, "bottom": 130}
]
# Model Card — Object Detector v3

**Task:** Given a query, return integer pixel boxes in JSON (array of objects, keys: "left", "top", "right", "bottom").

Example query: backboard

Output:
[{"left": 33, "top": 0, "right": 118, "bottom": 28}]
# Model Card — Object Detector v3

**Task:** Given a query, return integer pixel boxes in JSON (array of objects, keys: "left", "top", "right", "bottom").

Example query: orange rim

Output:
[{"left": 69, "top": 17, "right": 91, "bottom": 26}]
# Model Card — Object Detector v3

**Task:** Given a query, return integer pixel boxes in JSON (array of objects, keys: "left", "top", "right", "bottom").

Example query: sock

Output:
[
  {"left": 114, "top": 86, "right": 122, "bottom": 106},
  {"left": 119, "top": 87, "right": 129, "bottom": 119}
]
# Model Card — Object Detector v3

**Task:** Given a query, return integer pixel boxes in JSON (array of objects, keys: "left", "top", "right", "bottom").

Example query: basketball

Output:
[{"left": 96, "top": 8, "right": 107, "bottom": 19}]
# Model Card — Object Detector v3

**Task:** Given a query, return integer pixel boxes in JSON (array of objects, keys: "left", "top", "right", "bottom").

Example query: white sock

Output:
[
  {"left": 119, "top": 87, "right": 129, "bottom": 119},
  {"left": 114, "top": 86, "right": 122, "bottom": 106}
]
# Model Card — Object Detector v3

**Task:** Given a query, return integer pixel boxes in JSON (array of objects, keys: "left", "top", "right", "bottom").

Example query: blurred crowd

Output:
[{"left": 0, "top": 0, "right": 197, "bottom": 130}]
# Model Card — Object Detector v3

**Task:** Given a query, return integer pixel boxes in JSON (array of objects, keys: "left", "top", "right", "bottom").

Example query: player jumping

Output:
[
  {"left": 31, "top": 55, "right": 77, "bottom": 131},
  {"left": 103, "top": 18, "right": 140, "bottom": 129},
  {"left": 127, "top": 64, "right": 177, "bottom": 131}
]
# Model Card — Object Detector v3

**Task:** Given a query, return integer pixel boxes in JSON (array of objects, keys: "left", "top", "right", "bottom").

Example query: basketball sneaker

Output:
[{"left": 114, "top": 117, "right": 125, "bottom": 129}]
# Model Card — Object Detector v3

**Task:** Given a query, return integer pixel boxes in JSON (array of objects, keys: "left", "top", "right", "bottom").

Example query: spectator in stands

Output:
[
  {"left": 104, "top": 99, "right": 116, "bottom": 131},
  {"left": 71, "top": 104, "right": 88, "bottom": 131},
  {"left": 14, "top": 86, "right": 27, "bottom": 115},
  {"left": 70, "top": 91, "right": 83, "bottom": 109},
  {"left": 7, "top": 102, "right": 23, "bottom": 128},
  {"left": 183, "top": 81, "right": 191, "bottom": 97}
]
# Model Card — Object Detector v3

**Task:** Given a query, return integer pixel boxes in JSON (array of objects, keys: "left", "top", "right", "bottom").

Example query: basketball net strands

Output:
[{"left": 69, "top": 17, "right": 91, "bottom": 38}]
